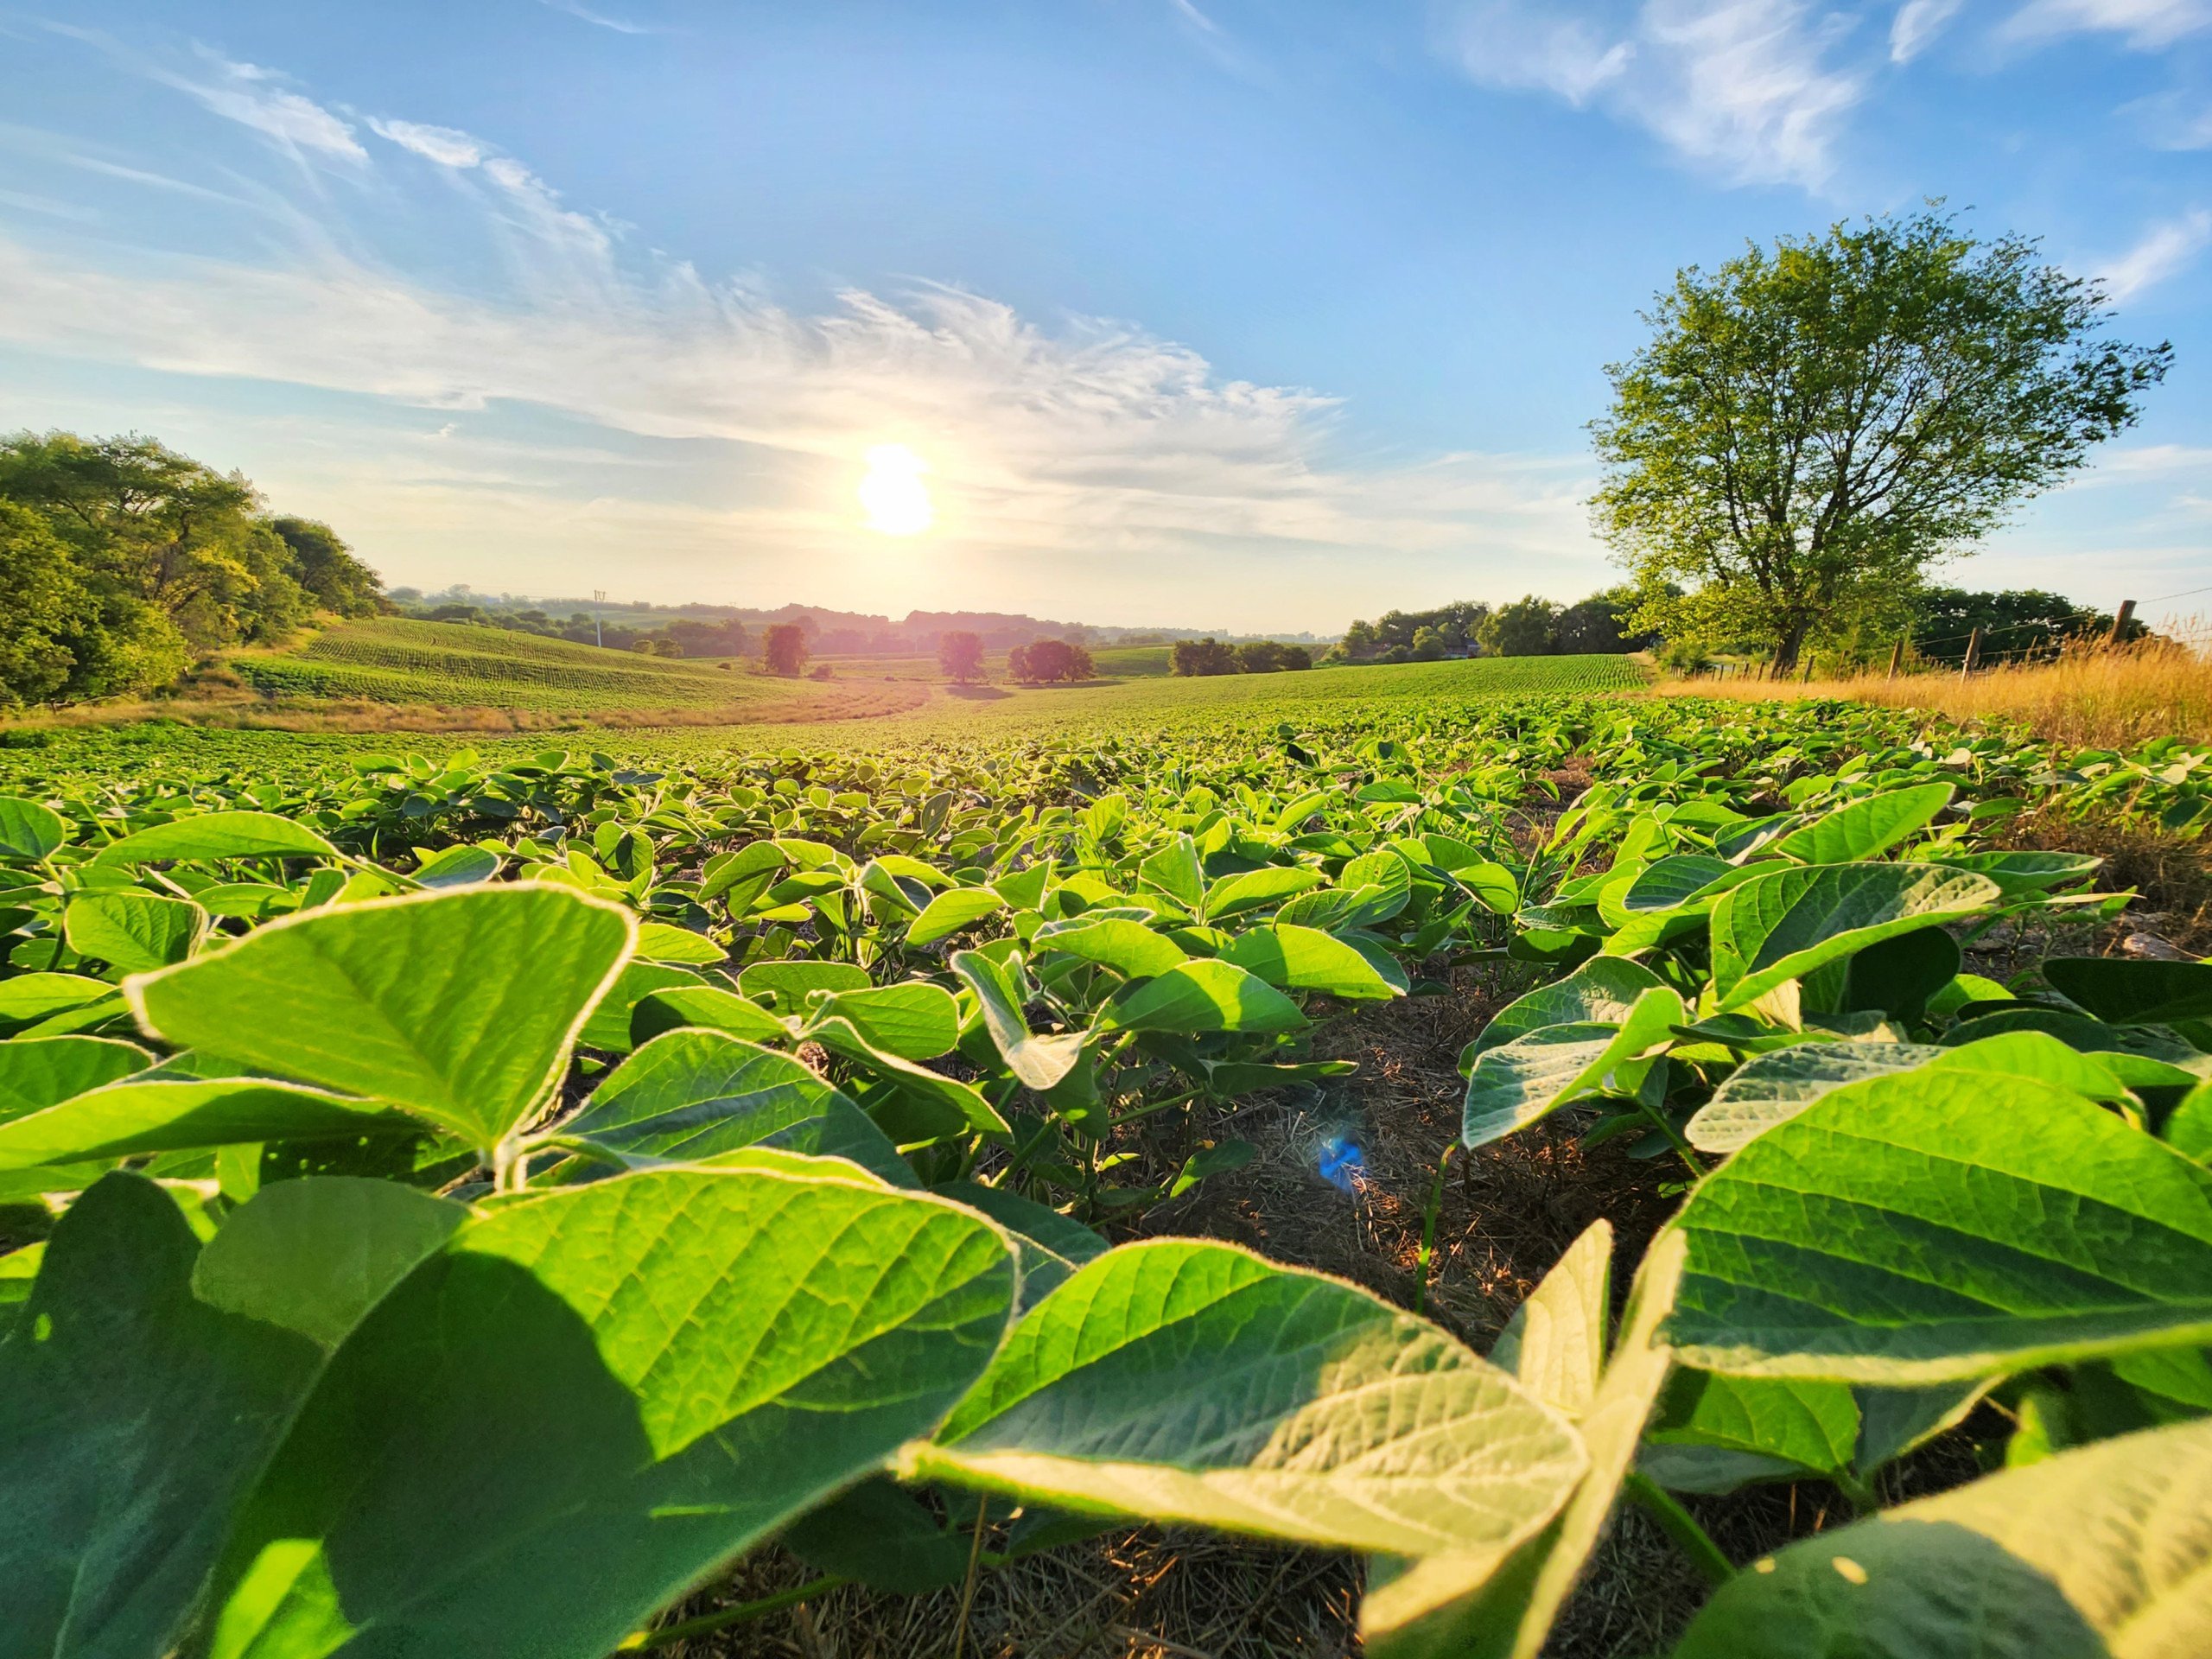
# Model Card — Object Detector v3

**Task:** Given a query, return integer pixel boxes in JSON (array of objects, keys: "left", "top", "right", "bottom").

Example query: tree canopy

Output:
[
  {"left": 1592, "top": 209, "right": 2171, "bottom": 670},
  {"left": 938, "top": 630, "right": 985, "bottom": 683},
  {"left": 0, "top": 430, "right": 385, "bottom": 709}
]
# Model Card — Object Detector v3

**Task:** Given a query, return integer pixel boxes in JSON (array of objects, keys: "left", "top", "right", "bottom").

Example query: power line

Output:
[{"left": 2144, "top": 582, "right": 2212, "bottom": 605}]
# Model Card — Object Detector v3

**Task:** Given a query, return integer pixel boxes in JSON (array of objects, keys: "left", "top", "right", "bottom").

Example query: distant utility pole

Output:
[{"left": 593, "top": 590, "right": 606, "bottom": 650}]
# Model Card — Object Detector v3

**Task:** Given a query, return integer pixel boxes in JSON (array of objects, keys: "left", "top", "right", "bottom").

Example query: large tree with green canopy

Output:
[{"left": 1592, "top": 209, "right": 2171, "bottom": 671}]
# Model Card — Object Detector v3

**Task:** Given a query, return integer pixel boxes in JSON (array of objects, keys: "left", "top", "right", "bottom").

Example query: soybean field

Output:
[{"left": 0, "top": 671, "right": 2209, "bottom": 1658}]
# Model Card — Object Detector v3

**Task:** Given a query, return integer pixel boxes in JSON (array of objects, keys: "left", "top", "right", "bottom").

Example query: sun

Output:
[{"left": 857, "top": 443, "right": 934, "bottom": 537}]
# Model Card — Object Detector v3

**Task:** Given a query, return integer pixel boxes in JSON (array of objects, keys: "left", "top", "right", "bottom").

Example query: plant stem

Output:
[
  {"left": 1624, "top": 1472, "right": 1733, "bottom": 1588},
  {"left": 951, "top": 1494, "right": 989, "bottom": 1659},
  {"left": 1638, "top": 1096, "right": 1707, "bottom": 1178},
  {"left": 1414, "top": 1144, "right": 1455, "bottom": 1319},
  {"left": 618, "top": 1574, "right": 843, "bottom": 1649}
]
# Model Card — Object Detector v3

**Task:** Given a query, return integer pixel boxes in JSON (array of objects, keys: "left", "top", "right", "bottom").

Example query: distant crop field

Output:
[{"left": 238, "top": 618, "right": 824, "bottom": 715}]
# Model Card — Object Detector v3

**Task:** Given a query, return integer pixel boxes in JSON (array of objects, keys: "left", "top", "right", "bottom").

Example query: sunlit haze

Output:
[{"left": 858, "top": 445, "right": 935, "bottom": 537}]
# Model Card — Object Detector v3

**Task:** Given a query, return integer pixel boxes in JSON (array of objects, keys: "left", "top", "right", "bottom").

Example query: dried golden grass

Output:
[{"left": 1666, "top": 633, "right": 2212, "bottom": 748}]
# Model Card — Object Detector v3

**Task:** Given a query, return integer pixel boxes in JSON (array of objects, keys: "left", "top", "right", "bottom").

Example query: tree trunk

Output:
[{"left": 1771, "top": 619, "right": 1812, "bottom": 676}]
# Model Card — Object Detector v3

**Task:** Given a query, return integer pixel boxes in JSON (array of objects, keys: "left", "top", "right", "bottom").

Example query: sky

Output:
[{"left": 0, "top": 1, "right": 2206, "bottom": 633}]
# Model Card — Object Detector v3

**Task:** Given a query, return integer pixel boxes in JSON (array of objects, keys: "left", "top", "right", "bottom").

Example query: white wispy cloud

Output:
[
  {"left": 2123, "top": 91, "right": 2212, "bottom": 149},
  {"left": 2003, "top": 0, "right": 2212, "bottom": 48},
  {"left": 1889, "top": 0, "right": 1967, "bottom": 60},
  {"left": 158, "top": 52, "right": 365, "bottom": 161},
  {"left": 1439, "top": 1, "right": 1866, "bottom": 190},
  {"left": 537, "top": 0, "right": 657, "bottom": 35},
  {"left": 2095, "top": 209, "right": 2212, "bottom": 302},
  {"left": 368, "top": 118, "right": 484, "bottom": 168}
]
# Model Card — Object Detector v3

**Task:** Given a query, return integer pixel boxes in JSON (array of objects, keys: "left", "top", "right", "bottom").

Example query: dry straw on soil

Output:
[{"left": 1668, "top": 632, "right": 2212, "bottom": 748}]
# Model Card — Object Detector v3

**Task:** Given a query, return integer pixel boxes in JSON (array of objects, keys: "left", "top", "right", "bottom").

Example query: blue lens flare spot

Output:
[{"left": 1318, "top": 1134, "right": 1365, "bottom": 1193}]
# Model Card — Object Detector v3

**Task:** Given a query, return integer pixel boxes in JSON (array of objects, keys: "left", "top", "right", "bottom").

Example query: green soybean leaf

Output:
[
  {"left": 1928, "top": 849, "right": 2104, "bottom": 896},
  {"left": 0, "top": 1034, "right": 151, "bottom": 1122},
  {"left": 1170, "top": 1136, "right": 1256, "bottom": 1198},
  {"left": 191, "top": 1177, "right": 469, "bottom": 1351},
  {"left": 1370, "top": 1228, "right": 1687, "bottom": 1659},
  {"left": 950, "top": 950, "right": 1087, "bottom": 1090},
  {"left": 1097, "top": 958, "right": 1307, "bottom": 1035},
  {"left": 1221, "top": 922, "right": 1401, "bottom": 1001},
  {"left": 935, "top": 1179, "right": 1104, "bottom": 1309},
  {"left": 93, "top": 810, "right": 340, "bottom": 867},
  {"left": 0, "top": 971, "right": 113, "bottom": 1027},
  {"left": 1462, "top": 987, "right": 1683, "bottom": 1150},
  {"left": 0, "top": 1173, "right": 324, "bottom": 1659},
  {"left": 779, "top": 1478, "right": 974, "bottom": 1595},
  {"left": 410, "top": 843, "right": 501, "bottom": 888},
  {"left": 1204, "top": 866, "right": 1323, "bottom": 921},
  {"left": 1618, "top": 854, "right": 1731, "bottom": 913},
  {"left": 1939, "top": 1007, "right": 2204, "bottom": 1085},
  {"left": 1671, "top": 1418, "right": 2212, "bottom": 1659},
  {"left": 563, "top": 1030, "right": 906, "bottom": 1184},
  {"left": 809, "top": 1017, "right": 1011, "bottom": 1137},
  {"left": 1643, "top": 1370, "right": 1859, "bottom": 1490},
  {"left": 2170, "top": 1080, "right": 2212, "bottom": 1163},
  {"left": 64, "top": 889, "right": 209, "bottom": 975},
  {"left": 910, "top": 1238, "right": 1585, "bottom": 1572},
  {"left": 207, "top": 1166, "right": 1016, "bottom": 1659},
  {"left": 808, "top": 981, "right": 961, "bottom": 1060},
  {"left": 736, "top": 958, "right": 871, "bottom": 1011},
  {"left": 697, "top": 841, "right": 788, "bottom": 906},
  {"left": 1711, "top": 863, "right": 2000, "bottom": 1013},
  {"left": 2044, "top": 957, "right": 2212, "bottom": 1026},
  {"left": 1466, "top": 957, "right": 1663, "bottom": 1065},
  {"left": 1664, "top": 1070, "right": 2212, "bottom": 1382},
  {"left": 1841, "top": 925, "right": 1960, "bottom": 1020},
  {"left": 907, "top": 887, "right": 1007, "bottom": 948},
  {"left": 130, "top": 886, "right": 637, "bottom": 1151},
  {"left": 579, "top": 963, "right": 705, "bottom": 1054},
  {"left": 1490, "top": 1218, "right": 1612, "bottom": 1420},
  {"left": 0, "top": 1077, "right": 418, "bottom": 1167},
  {"left": 1770, "top": 782, "right": 1955, "bottom": 865},
  {"left": 0, "top": 796, "right": 67, "bottom": 862},
  {"left": 1138, "top": 835, "right": 1205, "bottom": 912},
  {"left": 1030, "top": 915, "right": 1188, "bottom": 980},
  {"left": 630, "top": 922, "right": 725, "bottom": 965},
  {"left": 1688, "top": 1043, "right": 1948, "bottom": 1153},
  {"left": 627, "top": 984, "right": 790, "bottom": 1047}
]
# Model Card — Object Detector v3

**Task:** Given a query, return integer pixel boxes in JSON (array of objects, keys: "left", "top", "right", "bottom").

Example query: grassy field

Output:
[{"left": 1671, "top": 636, "right": 2212, "bottom": 747}]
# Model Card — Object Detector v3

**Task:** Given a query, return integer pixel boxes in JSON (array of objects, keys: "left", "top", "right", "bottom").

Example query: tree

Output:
[
  {"left": 938, "top": 629, "right": 986, "bottom": 683},
  {"left": 1172, "top": 638, "right": 1240, "bottom": 677},
  {"left": 1552, "top": 584, "right": 1656, "bottom": 654},
  {"left": 1233, "top": 640, "right": 1311, "bottom": 672},
  {"left": 762, "top": 622, "right": 810, "bottom": 677},
  {"left": 1592, "top": 208, "right": 2171, "bottom": 671},
  {"left": 1007, "top": 639, "right": 1092, "bottom": 683},
  {"left": 1479, "top": 595, "right": 1560, "bottom": 657},
  {"left": 0, "top": 500, "right": 188, "bottom": 707},
  {"left": 1409, "top": 626, "right": 1447, "bottom": 661},
  {"left": 270, "top": 518, "right": 385, "bottom": 616},
  {"left": 1907, "top": 587, "right": 2130, "bottom": 666}
]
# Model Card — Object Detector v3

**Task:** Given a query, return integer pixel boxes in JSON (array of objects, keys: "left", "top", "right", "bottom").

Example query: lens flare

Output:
[{"left": 857, "top": 444, "right": 934, "bottom": 537}]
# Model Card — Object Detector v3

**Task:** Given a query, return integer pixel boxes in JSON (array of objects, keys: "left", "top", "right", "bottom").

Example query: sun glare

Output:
[{"left": 858, "top": 443, "right": 934, "bottom": 537}]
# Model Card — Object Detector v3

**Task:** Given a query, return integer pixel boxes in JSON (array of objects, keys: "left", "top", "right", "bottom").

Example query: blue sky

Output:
[{"left": 0, "top": 1, "right": 2205, "bottom": 632}]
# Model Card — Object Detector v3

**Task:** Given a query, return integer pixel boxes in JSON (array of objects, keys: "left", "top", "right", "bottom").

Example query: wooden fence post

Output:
[
  {"left": 1886, "top": 638, "right": 1904, "bottom": 680},
  {"left": 2108, "top": 600, "right": 2137, "bottom": 648},
  {"left": 1800, "top": 654, "right": 1814, "bottom": 685},
  {"left": 1961, "top": 626, "right": 1982, "bottom": 683}
]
